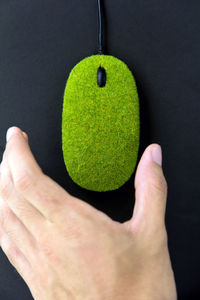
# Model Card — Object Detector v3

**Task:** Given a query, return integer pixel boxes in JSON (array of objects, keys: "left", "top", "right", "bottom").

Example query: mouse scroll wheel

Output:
[{"left": 97, "top": 66, "right": 106, "bottom": 87}]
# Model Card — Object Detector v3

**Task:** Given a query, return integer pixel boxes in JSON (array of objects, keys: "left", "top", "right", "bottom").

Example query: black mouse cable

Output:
[
  {"left": 97, "top": 0, "right": 104, "bottom": 54},
  {"left": 97, "top": 0, "right": 106, "bottom": 87}
]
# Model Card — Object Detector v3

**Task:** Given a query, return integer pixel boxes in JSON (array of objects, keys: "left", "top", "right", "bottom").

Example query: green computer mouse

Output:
[{"left": 61, "top": 1, "right": 140, "bottom": 192}]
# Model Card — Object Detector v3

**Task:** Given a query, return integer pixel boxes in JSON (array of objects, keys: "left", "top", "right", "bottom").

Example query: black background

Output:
[{"left": 0, "top": 0, "right": 200, "bottom": 299}]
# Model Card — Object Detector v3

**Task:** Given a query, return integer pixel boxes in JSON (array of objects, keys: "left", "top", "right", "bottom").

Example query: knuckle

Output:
[
  {"left": 37, "top": 223, "right": 52, "bottom": 249},
  {"left": 37, "top": 224, "right": 61, "bottom": 264},
  {"left": 14, "top": 170, "right": 33, "bottom": 193},
  {"left": 5, "top": 248, "right": 19, "bottom": 269},
  {"left": 0, "top": 178, "right": 11, "bottom": 199},
  {"left": 0, "top": 205, "right": 11, "bottom": 229},
  {"left": 39, "top": 237, "right": 57, "bottom": 262},
  {"left": 150, "top": 173, "right": 168, "bottom": 195},
  {"left": 3, "top": 247, "right": 16, "bottom": 266},
  {"left": 0, "top": 233, "right": 16, "bottom": 265},
  {"left": 14, "top": 201, "right": 31, "bottom": 221},
  {"left": 41, "top": 243, "right": 54, "bottom": 259}
]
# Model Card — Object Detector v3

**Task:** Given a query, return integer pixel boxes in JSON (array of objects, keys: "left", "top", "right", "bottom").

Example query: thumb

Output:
[{"left": 126, "top": 144, "right": 168, "bottom": 232}]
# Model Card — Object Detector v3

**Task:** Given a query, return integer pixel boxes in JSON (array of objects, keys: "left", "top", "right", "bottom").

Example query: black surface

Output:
[{"left": 0, "top": 0, "right": 200, "bottom": 299}]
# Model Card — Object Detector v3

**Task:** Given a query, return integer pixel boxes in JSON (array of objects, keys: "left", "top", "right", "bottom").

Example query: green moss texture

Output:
[{"left": 62, "top": 54, "right": 140, "bottom": 192}]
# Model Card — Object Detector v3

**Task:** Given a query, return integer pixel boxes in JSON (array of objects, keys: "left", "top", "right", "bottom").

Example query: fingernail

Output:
[
  {"left": 6, "top": 127, "right": 19, "bottom": 142},
  {"left": 22, "top": 131, "right": 27, "bottom": 139},
  {"left": 152, "top": 144, "right": 162, "bottom": 166}
]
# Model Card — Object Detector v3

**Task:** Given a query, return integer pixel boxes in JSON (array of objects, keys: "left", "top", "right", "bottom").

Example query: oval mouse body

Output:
[{"left": 62, "top": 54, "right": 140, "bottom": 192}]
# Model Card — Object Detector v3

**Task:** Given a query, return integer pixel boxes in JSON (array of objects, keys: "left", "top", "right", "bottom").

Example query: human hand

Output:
[{"left": 0, "top": 126, "right": 177, "bottom": 300}]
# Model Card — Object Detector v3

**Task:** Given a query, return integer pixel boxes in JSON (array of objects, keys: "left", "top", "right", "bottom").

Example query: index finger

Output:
[{"left": 5, "top": 127, "right": 75, "bottom": 223}]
